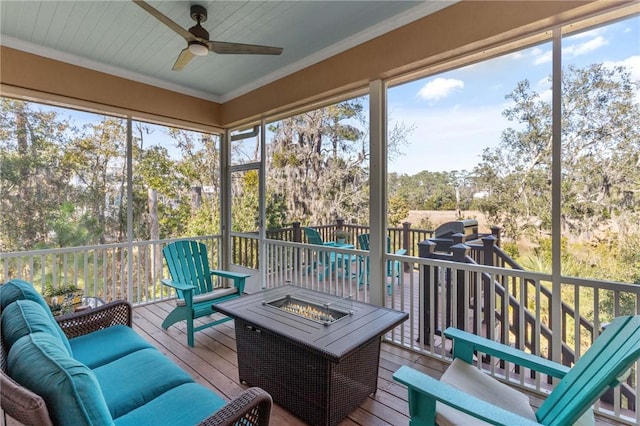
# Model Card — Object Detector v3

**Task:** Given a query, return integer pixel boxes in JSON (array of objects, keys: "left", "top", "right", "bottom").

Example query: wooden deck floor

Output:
[
  {"left": 132, "top": 299, "right": 444, "bottom": 426},
  {"left": 132, "top": 299, "right": 623, "bottom": 426}
]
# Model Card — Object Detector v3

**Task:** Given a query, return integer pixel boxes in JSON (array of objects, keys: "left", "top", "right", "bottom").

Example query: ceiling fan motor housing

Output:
[
  {"left": 190, "top": 5, "right": 207, "bottom": 23},
  {"left": 189, "top": 5, "right": 209, "bottom": 40}
]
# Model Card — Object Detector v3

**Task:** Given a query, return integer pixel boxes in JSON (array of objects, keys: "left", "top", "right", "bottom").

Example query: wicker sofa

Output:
[{"left": 0, "top": 279, "right": 272, "bottom": 426}]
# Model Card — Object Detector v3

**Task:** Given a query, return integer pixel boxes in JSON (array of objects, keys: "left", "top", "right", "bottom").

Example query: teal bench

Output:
[{"left": 0, "top": 279, "right": 271, "bottom": 426}]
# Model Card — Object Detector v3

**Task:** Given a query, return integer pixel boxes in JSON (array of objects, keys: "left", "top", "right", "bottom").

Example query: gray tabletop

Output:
[{"left": 215, "top": 285, "right": 408, "bottom": 362}]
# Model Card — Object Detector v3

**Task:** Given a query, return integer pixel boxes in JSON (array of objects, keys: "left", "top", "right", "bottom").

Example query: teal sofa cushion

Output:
[
  {"left": 0, "top": 279, "right": 72, "bottom": 354},
  {"left": 92, "top": 348, "right": 194, "bottom": 419},
  {"left": 1, "top": 300, "right": 63, "bottom": 350},
  {"left": 7, "top": 332, "right": 113, "bottom": 426},
  {"left": 70, "top": 325, "right": 155, "bottom": 369},
  {"left": 113, "top": 383, "right": 227, "bottom": 426}
]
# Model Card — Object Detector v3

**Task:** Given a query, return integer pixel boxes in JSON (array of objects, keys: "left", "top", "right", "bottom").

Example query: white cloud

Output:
[
  {"left": 533, "top": 75, "right": 552, "bottom": 103},
  {"left": 604, "top": 55, "right": 640, "bottom": 82},
  {"left": 533, "top": 50, "right": 552, "bottom": 65},
  {"left": 564, "top": 35, "right": 608, "bottom": 57},
  {"left": 417, "top": 77, "right": 464, "bottom": 101}
]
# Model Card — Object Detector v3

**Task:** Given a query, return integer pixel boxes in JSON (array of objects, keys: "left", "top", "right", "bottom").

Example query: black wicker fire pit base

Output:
[{"left": 236, "top": 318, "right": 380, "bottom": 426}]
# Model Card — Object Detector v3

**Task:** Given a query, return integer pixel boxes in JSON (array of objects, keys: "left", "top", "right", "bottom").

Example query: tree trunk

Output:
[{"left": 148, "top": 188, "right": 161, "bottom": 295}]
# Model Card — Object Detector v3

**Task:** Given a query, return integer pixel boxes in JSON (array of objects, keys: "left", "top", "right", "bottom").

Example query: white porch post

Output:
[
  {"left": 369, "top": 79, "right": 387, "bottom": 306},
  {"left": 221, "top": 130, "right": 232, "bottom": 270},
  {"left": 126, "top": 117, "right": 134, "bottom": 303},
  {"left": 551, "top": 27, "right": 562, "bottom": 367}
]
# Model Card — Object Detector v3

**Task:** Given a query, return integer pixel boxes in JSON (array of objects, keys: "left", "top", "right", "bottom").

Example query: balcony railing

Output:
[
  {"left": 1, "top": 235, "right": 221, "bottom": 305},
  {"left": 2, "top": 233, "right": 638, "bottom": 424}
]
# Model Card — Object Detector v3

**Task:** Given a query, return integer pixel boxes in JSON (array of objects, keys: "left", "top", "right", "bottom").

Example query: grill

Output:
[{"left": 431, "top": 219, "right": 479, "bottom": 252}]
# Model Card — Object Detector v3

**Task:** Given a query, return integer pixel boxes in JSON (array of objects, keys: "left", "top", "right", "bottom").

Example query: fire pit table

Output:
[{"left": 214, "top": 285, "right": 408, "bottom": 426}]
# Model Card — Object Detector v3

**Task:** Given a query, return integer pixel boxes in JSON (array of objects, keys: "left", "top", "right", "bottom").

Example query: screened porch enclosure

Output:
[{"left": 2, "top": 1, "right": 640, "bottom": 425}]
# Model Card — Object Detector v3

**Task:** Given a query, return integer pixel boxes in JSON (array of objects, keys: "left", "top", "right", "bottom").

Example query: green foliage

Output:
[
  {"left": 388, "top": 195, "right": 409, "bottom": 226},
  {"left": 474, "top": 64, "right": 640, "bottom": 246},
  {"left": 389, "top": 170, "right": 474, "bottom": 212},
  {"left": 232, "top": 170, "right": 259, "bottom": 233},
  {"left": 51, "top": 202, "right": 98, "bottom": 248},
  {"left": 417, "top": 215, "right": 435, "bottom": 231},
  {"left": 184, "top": 206, "right": 219, "bottom": 237},
  {"left": 0, "top": 99, "right": 75, "bottom": 250},
  {"left": 43, "top": 283, "right": 80, "bottom": 297},
  {"left": 500, "top": 242, "right": 519, "bottom": 259},
  {"left": 0, "top": 100, "right": 225, "bottom": 251},
  {"left": 265, "top": 97, "right": 372, "bottom": 227}
]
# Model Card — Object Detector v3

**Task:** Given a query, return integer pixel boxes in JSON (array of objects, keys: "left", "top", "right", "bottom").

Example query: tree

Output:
[
  {"left": 66, "top": 118, "right": 127, "bottom": 243},
  {"left": 0, "top": 99, "right": 75, "bottom": 250},
  {"left": 474, "top": 64, "right": 640, "bottom": 283},
  {"left": 264, "top": 97, "right": 414, "bottom": 229},
  {"left": 475, "top": 64, "right": 640, "bottom": 244},
  {"left": 388, "top": 195, "right": 409, "bottom": 226},
  {"left": 266, "top": 98, "right": 369, "bottom": 227}
]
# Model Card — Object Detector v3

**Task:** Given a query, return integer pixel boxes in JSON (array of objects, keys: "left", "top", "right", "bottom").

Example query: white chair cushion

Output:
[
  {"left": 437, "top": 358, "right": 595, "bottom": 426},
  {"left": 437, "top": 358, "right": 537, "bottom": 426},
  {"left": 176, "top": 287, "right": 238, "bottom": 307}
]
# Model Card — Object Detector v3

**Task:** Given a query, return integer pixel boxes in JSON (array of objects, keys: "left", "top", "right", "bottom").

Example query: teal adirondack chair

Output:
[
  {"left": 393, "top": 315, "right": 640, "bottom": 426},
  {"left": 357, "top": 233, "right": 407, "bottom": 294},
  {"left": 303, "top": 227, "right": 355, "bottom": 279},
  {"left": 161, "top": 240, "right": 250, "bottom": 347}
]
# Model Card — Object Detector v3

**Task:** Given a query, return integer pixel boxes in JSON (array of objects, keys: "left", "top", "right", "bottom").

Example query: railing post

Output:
[
  {"left": 402, "top": 222, "right": 411, "bottom": 270},
  {"left": 481, "top": 234, "right": 497, "bottom": 325},
  {"left": 482, "top": 235, "right": 497, "bottom": 267},
  {"left": 451, "top": 232, "right": 465, "bottom": 246},
  {"left": 490, "top": 226, "right": 501, "bottom": 248},
  {"left": 418, "top": 240, "right": 437, "bottom": 342},
  {"left": 451, "top": 242, "right": 470, "bottom": 331},
  {"left": 292, "top": 222, "right": 301, "bottom": 243},
  {"left": 290, "top": 222, "right": 302, "bottom": 279}
]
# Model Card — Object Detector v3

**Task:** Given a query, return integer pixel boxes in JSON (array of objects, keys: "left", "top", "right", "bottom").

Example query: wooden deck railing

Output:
[{"left": 232, "top": 220, "right": 435, "bottom": 269}]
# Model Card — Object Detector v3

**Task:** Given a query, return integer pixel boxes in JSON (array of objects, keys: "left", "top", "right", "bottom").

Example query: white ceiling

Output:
[{"left": 0, "top": 1, "right": 455, "bottom": 103}]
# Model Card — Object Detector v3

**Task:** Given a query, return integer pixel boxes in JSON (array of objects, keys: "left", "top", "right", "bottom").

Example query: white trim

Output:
[
  {"left": 551, "top": 27, "right": 563, "bottom": 369},
  {"left": 369, "top": 79, "right": 387, "bottom": 307}
]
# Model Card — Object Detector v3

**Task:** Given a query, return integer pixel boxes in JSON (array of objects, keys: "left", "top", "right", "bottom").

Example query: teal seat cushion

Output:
[
  {"left": 0, "top": 279, "right": 72, "bottom": 355},
  {"left": 7, "top": 332, "right": 113, "bottom": 426},
  {"left": 70, "top": 325, "right": 155, "bottom": 369},
  {"left": 92, "top": 348, "right": 194, "bottom": 419},
  {"left": 1, "top": 300, "right": 63, "bottom": 350},
  {"left": 113, "top": 383, "right": 226, "bottom": 426}
]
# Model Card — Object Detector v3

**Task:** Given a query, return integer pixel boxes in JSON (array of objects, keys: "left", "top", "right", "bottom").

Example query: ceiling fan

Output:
[{"left": 133, "top": 1, "right": 283, "bottom": 71}]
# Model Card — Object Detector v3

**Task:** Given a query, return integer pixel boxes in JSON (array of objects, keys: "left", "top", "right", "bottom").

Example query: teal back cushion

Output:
[
  {"left": 7, "top": 332, "right": 113, "bottom": 426},
  {"left": 1, "top": 300, "right": 63, "bottom": 349},
  {"left": 0, "top": 279, "right": 72, "bottom": 354}
]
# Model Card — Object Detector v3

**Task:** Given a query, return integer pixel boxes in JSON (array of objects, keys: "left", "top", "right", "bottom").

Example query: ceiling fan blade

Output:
[
  {"left": 132, "top": 0, "right": 194, "bottom": 41},
  {"left": 172, "top": 48, "right": 194, "bottom": 71},
  {"left": 209, "top": 41, "right": 283, "bottom": 55}
]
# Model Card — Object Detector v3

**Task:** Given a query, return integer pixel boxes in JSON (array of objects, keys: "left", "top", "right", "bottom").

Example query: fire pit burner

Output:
[{"left": 263, "top": 294, "right": 351, "bottom": 325}]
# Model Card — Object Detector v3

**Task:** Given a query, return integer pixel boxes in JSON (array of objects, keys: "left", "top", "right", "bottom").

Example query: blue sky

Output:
[{"left": 387, "top": 15, "right": 640, "bottom": 175}]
